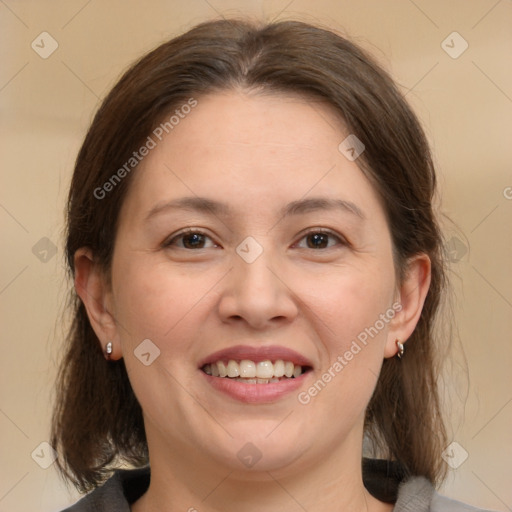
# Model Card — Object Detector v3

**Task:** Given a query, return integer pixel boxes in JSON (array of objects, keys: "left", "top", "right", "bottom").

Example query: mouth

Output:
[
  {"left": 201, "top": 359, "right": 312, "bottom": 384},
  {"left": 198, "top": 345, "right": 313, "bottom": 402}
]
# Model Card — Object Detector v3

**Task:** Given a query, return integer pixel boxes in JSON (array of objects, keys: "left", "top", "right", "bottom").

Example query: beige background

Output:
[{"left": 1, "top": 1, "right": 511, "bottom": 511}]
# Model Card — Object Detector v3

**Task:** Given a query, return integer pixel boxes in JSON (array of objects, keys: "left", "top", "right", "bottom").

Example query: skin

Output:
[{"left": 75, "top": 90, "right": 431, "bottom": 512}]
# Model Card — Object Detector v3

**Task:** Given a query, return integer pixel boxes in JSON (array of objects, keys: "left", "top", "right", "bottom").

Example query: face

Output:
[{"left": 103, "top": 91, "right": 405, "bottom": 477}]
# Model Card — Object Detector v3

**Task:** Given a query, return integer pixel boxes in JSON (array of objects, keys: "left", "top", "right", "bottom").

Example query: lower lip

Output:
[{"left": 201, "top": 371, "right": 309, "bottom": 404}]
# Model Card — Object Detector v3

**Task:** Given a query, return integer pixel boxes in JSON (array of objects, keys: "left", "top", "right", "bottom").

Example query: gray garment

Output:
[
  {"left": 62, "top": 467, "right": 496, "bottom": 512},
  {"left": 395, "top": 476, "right": 493, "bottom": 511}
]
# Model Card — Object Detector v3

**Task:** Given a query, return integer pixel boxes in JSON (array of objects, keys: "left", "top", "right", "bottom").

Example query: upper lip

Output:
[{"left": 199, "top": 344, "right": 313, "bottom": 368}]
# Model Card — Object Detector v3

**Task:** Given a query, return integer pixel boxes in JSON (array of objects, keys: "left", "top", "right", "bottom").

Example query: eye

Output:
[
  {"left": 163, "top": 229, "right": 218, "bottom": 250},
  {"left": 294, "top": 229, "right": 346, "bottom": 250}
]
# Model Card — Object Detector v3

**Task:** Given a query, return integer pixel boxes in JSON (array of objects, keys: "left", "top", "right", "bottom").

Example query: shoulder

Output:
[
  {"left": 396, "top": 476, "right": 498, "bottom": 512},
  {"left": 430, "top": 491, "right": 497, "bottom": 512},
  {"left": 60, "top": 467, "right": 150, "bottom": 512}
]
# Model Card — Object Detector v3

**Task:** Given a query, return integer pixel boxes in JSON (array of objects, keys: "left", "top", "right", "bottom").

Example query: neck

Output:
[{"left": 132, "top": 427, "right": 393, "bottom": 512}]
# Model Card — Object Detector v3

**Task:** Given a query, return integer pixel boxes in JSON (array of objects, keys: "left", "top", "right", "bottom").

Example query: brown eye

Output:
[
  {"left": 296, "top": 230, "right": 345, "bottom": 250},
  {"left": 306, "top": 232, "right": 329, "bottom": 249},
  {"left": 181, "top": 232, "right": 207, "bottom": 249},
  {"left": 164, "top": 230, "right": 217, "bottom": 249}
]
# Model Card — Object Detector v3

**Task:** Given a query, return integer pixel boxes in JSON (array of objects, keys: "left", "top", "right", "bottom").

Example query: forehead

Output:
[
  {"left": 121, "top": 90, "right": 383, "bottom": 220},
  {"left": 176, "top": 90, "right": 344, "bottom": 144}
]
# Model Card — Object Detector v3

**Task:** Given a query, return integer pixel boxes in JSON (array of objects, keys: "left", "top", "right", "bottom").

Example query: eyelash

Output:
[
  {"left": 295, "top": 229, "right": 347, "bottom": 250},
  {"left": 163, "top": 229, "right": 218, "bottom": 250},
  {"left": 163, "top": 228, "right": 347, "bottom": 250}
]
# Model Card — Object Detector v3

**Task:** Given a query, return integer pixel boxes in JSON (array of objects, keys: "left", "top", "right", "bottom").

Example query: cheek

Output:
[
  {"left": 110, "top": 258, "right": 220, "bottom": 425},
  {"left": 297, "top": 263, "right": 395, "bottom": 348},
  {"left": 111, "top": 256, "right": 220, "bottom": 351},
  {"left": 293, "top": 264, "right": 395, "bottom": 414}
]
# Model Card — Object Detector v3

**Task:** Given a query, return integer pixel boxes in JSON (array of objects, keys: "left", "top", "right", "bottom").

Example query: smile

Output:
[{"left": 201, "top": 359, "right": 310, "bottom": 384}]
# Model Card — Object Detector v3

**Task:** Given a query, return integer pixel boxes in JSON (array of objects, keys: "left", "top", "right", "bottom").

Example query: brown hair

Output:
[{"left": 52, "top": 18, "right": 448, "bottom": 492}]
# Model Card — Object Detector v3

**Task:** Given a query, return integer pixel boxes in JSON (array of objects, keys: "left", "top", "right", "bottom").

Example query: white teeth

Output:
[
  {"left": 239, "top": 360, "right": 256, "bottom": 378},
  {"left": 256, "top": 360, "right": 274, "bottom": 379},
  {"left": 204, "top": 359, "right": 307, "bottom": 381},
  {"left": 273, "top": 360, "right": 285, "bottom": 377},
  {"left": 217, "top": 360, "right": 228, "bottom": 377},
  {"left": 227, "top": 360, "right": 240, "bottom": 377}
]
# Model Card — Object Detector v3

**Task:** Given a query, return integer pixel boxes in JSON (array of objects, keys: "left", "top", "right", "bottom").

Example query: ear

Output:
[
  {"left": 74, "top": 248, "right": 122, "bottom": 360},
  {"left": 384, "top": 253, "right": 431, "bottom": 358}
]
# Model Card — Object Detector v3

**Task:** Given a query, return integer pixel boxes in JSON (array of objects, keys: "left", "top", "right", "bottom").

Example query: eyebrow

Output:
[{"left": 144, "top": 196, "right": 365, "bottom": 222}]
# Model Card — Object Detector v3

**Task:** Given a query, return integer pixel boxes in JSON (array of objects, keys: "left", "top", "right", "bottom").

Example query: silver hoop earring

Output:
[
  {"left": 105, "top": 341, "right": 113, "bottom": 360},
  {"left": 396, "top": 339, "right": 404, "bottom": 359}
]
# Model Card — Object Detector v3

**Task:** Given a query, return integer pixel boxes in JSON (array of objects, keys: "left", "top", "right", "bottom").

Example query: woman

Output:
[{"left": 52, "top": 18, "right": 493, "bottom": 512}]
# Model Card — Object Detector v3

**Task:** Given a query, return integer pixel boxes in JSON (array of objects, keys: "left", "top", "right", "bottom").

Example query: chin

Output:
[{"left": 208, "top": 426, "right": 311, "bottom": 477}]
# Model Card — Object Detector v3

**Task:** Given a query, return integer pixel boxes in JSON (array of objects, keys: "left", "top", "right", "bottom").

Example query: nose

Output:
[{"left": 217, "top": 247, "right": 299, "bottom": 330}]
